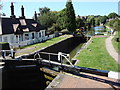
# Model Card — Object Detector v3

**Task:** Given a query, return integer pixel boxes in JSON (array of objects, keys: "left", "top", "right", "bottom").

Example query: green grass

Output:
[
  {"left": 112, "top": 31, "right": 120, "bottom": 54},
  {"left": 76, "top": 37, "right": 120, "bottom": 72},
  {"left": 0, "top": 42, "right": 9, "bottom": 44},
  {"left": 15, "top": 35, "right": 72, "bottom": 56}
]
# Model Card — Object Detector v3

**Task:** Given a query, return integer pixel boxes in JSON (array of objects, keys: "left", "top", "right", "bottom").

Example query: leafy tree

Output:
[
  {"left": 87, "top": 15, "right": 95, "bottom": 27},
  {"left": 38, "top": 10, "right": 58, "bottom": 30},
  {"left": 65, "top": 0, "right": 76, "bottom": 33},
  {"left": 108, "top": 12, "right": 118, "bottom": 19},
  {"left": 100, "top": 16, "right": 108, "bottom": 25},
  {"left": 90, "top": 18, "right": 95, "bottom": 27},
  {"left": 39, "top": 7, "right": 50, "bottom": 16},
  {"left": 107, "top": 19, "right": 117, "bottom": 27},
  {"left": 95, "top": 18, "right": 100, "bottom": 26},
  {"left": 113, "top": 19, "right": 120, "bottom": 31},
  {"left": 87, "top": 15, "right": 94, "bottom": 22},
  {"left": 56, "top": 8, "right": 66, "bottom": 30},
  {"left": 107, "top": 18, "right": 120, "bottom": 36},
  {"left": 76, "top": 17, "right": 85, "bottom": 28},
  {"left": 85, "top": 22, "right": 91, "bottom": 30}
]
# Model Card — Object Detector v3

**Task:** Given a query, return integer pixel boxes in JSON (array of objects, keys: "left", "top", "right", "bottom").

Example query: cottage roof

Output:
[{"left": 0, "top": 17, "right": 45, "bottom": 35}]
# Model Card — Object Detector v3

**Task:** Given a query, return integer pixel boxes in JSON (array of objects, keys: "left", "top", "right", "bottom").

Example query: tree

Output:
[
  {"left": 107, "top": 19, "right": 117, "bottom": 28},
  {"left": 90, "top": 18, "right": 95, "bottom": 27},
  {"left": 87, "top": 15, "right": 95, "bottom": 27},
  {"left": 113, "top": 19, "right": 120, "bottom": 31},
  {"left": 39, "top": 7, "right": 50, "bottom": 16},
  {"left": 100, "top": 16, "right": 108, "bottom": 25},
  {"left": 107, "top": 18, "right": 120, "bottom": 33},
  {"left": 56, "top": 8, "right": 66, "bottom": 30},
  {"left": 95, "top": 18, "right": 100, "bottom": 26},
  {"left": 76, "top": 17, "right": 85, "bottom": 29},
  {"left": 38, "top": 9, "right": 58, "bottom": 30},
  {"left": 108, "top": 12, "right": 118, "bottom": 19},
  {"left": 65, "top": 0, "right": 76, "bottom": 33}
]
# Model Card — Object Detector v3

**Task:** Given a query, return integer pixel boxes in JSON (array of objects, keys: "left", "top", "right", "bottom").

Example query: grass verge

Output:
[
  {"left": 76, "top": 37, "right": 120, "bottom": 72},
  {"left": 15, "top": 35, "right": 72, "bottom": 56},
  {"left": 112, "top": 31, "right": 120, "bottom": 54}
]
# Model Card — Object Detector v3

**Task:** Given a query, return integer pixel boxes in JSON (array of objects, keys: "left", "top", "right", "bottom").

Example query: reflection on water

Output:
[
  {"left": 94, "top": 26, "right": 105, "bottom": 34},
  {"left": 94, "top": 26, "right": 105, "bottom": 31}
]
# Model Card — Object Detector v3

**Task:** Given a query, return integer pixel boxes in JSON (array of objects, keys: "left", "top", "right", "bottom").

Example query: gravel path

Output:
[{"left": 105, "top": 34, "right": 120, "bottom": 64}]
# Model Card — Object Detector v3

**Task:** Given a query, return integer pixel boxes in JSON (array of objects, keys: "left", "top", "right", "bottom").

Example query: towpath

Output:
[
  {"left": 15, "top": 35, "right": 72, "bottom": 57},
  {"left": 105, "top": 33, "right": 120, "bottom": 64}
]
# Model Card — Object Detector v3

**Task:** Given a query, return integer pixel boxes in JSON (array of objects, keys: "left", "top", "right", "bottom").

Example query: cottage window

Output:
[
  {"left": 16, "top": 35, "right": 18, "bottom": 43},
  {"left": 25, "top": 34, "right": 29, "bottom": 40},
  {"left": 42, "top": 31, "right": 44, "bottom": 36},
  {"left": 39, "top": 32, "right": 41, "bottom": 37},
  {"left": 20, "top": 19, "right": 26, "bottom": 25},
  {"left": 32, "top": 33, "right": 34, "bottom": 39}
]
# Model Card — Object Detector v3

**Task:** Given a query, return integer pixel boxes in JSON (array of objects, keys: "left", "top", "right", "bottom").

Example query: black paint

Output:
[{"left": 22, "top": 37, "right": 86, "bottom": 62}]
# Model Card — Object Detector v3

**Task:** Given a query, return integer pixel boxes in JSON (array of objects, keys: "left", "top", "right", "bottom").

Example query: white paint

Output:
[
  {"left": 58, "top": 52, "right": 62, "bottom": 61},
  {"left": 0, "top": 30, "right": 50, "bottom": 48},
  {"left": 108, "top": 71, "right": 120, "bottom": 79}
]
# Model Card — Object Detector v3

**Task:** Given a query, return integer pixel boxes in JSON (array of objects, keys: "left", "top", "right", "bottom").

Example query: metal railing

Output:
[
  {"left": 0, "top": 49, "right": 15, "bottom": 59},
  {"left": 34, "top": 52, "right": 74, "bottom": 67}
]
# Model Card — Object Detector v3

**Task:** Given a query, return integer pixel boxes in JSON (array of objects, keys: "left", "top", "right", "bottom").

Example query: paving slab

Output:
[{"left": 46, "top": 72, "right": 120, "bottom": 89}]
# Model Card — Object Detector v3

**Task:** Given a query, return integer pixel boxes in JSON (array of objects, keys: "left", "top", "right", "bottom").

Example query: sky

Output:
[{"left": 0, "top": 0, "right": 119, "bottom": 18}]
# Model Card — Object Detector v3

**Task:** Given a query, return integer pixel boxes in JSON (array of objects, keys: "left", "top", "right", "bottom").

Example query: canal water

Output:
[{"left": 94, "top": 26, "right": 105, "bottom": 34}]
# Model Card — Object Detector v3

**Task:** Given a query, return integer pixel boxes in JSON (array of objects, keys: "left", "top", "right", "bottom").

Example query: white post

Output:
[
  {"left": 3, "top": 50, "right": 6, "bottom": 58},
  {"left": 58, "top": 52, "right": 62, "bottom": 62},
  {"left": 11, "top": 49, "right": 13, "bottom": 57}
]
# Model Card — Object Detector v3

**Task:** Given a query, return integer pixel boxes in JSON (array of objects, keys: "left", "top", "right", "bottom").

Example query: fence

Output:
[
  {"left": 34, "top": 52, "right": 74, "bottom": 67},
  {"left": 0, "top": 50, "right": 15, "bottom": 59}
]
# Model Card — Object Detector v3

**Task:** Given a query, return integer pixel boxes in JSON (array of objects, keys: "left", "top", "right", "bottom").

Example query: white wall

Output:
[
  {"left": 0, "top": 29, "right": 51, "bottom": 48},
  {"left": 2, "top": 34, "right": 14, "bottom": 43},
  {"left": 0, "top": 35, "right": 2, "bottom": 42}
]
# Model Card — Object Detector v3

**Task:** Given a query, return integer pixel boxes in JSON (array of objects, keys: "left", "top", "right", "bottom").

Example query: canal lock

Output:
[{"left": 1, "top": 36, "right": 87, "bottom": 89}]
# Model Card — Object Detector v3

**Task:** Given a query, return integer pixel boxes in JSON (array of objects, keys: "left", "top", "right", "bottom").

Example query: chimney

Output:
[
  {"left": 21, "top": 5, "right": 25, "bottom": 19},
  {"left": 34, "top": 11, "right": 37, "bottom": 21},
  {"left": 10, "top": 2, "right": 16, "bottom": 18}
]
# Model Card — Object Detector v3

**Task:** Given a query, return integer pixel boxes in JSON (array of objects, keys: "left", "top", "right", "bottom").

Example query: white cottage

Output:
[{"left": 0, "top": 3, "right": 47, "bottom": 48}]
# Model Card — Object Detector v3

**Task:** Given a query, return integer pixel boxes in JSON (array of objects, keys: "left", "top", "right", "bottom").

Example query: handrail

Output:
[
  {"left": 33, "top": 52, "right": 73, "bottom": 67},
  {"left": 34, "top": 52, "right": 41, "bottom": 61},
  {"left": 0, "top": 49, "right": 15, "bottom": 59},
  {"left": 0, "top": 50, "right": 15, "bottom": 52}
]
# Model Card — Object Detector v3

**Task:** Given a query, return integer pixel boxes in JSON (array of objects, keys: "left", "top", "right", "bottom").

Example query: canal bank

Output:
[
  {"left": 20, "top": 36, "right": 87, "bottom": 63},
  {"left": 15, "top": 35, "right": 72, "bottom": 57},
  {"left": 1, "top": 36, "right": 88, "bottom": 89},
  {"left": 76, "top": 36, "right": 120, "bottom": 72}
]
